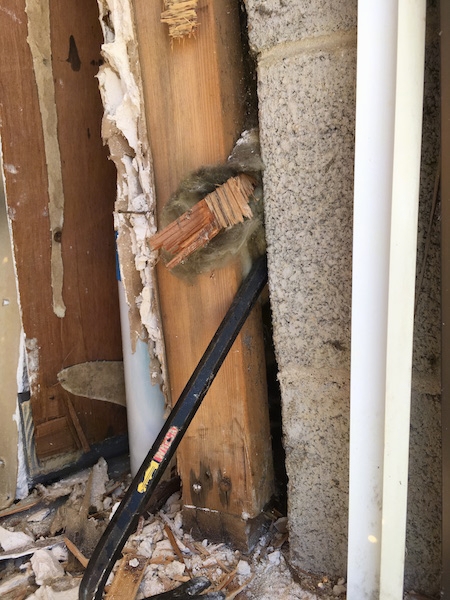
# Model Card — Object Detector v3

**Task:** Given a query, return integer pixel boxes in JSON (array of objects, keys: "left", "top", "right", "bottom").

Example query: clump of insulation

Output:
[{"left": 155, "top": 129, "right": 266, "bottom": 279}]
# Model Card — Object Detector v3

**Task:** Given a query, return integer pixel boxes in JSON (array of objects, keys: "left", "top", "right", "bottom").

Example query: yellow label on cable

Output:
[
  {"left": 137, "top": 461, "right": 159, "bottom": 493},
  {"left": 137, "top": 426, "right": 179, "bottom": 494}
]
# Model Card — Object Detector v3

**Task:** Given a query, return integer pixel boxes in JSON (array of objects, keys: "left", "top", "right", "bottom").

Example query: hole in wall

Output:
[
  {"left": 262, "top": 298, "right": 287, "bottom": 514},
  {"left": 238, "top": 0, "right": 259, "bottom": 130},
  {"left": 237, "top": 1, "right": 288, "bottom": 515}
]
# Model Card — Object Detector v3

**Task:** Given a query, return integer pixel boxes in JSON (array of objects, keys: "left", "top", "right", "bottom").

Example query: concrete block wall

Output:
[{"left": 245, "top": 0, "right": 441, "bottom": 593}]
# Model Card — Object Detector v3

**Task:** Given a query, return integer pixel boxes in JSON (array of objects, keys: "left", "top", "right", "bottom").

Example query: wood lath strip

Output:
[
  {"left": 150, "top": 199, "right": 218, "bottom": 253},
  {"left": 205, "top": 174, "right": 256, "bottom": 227},
  {"left": 149, "top": 174, "right": 257, "bottom": 269}
]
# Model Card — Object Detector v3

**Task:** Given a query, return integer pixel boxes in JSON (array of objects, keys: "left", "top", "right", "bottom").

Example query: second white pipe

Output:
[
  {"left": 347, "top": 1, "right": 398, "bottom": 597},
  {"left": 380, "top": 1, "right": 426, "bottom": 597},
  {"left": 118, "top": 280, "right": 166, "bottom": 476}
]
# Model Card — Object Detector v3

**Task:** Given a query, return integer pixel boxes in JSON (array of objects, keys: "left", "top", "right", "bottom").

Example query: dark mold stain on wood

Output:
[{"left": 67, "top": 35, "right": 81, "bottom": 72}]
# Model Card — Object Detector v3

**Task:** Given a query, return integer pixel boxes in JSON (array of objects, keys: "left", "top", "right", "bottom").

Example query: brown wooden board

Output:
[
  {"left": 132, "top": 0, "right": 274, "bottom": 540},
  {"left": 104, "top": 553, "right": 149, "bottom": 600},
  {"left": 0, "top": 0, "right": 127, "bottom": 463}
]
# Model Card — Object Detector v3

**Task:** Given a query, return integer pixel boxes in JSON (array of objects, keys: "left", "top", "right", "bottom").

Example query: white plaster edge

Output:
[{"left": 96, "top": 0, "right": 169, "bottom": 399}]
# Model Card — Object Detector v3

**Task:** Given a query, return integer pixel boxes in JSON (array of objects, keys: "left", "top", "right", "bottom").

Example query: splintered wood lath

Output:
[
  {"left": 161, "top": 0, "right": 199, "bottom": 39},
  {"left": 149, "top": 174, "right": 257, "bottom": 268}
]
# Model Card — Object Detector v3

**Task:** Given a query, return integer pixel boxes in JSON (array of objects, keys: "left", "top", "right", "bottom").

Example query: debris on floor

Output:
[{"left": 0, "top": 458, "right": 349, "bottom": 600}]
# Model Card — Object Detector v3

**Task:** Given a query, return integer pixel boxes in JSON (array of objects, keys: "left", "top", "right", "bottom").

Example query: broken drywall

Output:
[
  {"left": 24, "top": 338, "right": 40, "bottom": 396},
  {"left": 96, "top": 0, "right": 168, "bottom": 395},
  {"left": 25, "top": 0, "right": 66, "bottom": 319}
]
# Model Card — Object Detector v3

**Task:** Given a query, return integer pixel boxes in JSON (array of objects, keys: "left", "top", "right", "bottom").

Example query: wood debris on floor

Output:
[{"left": 0, "top": 458, "right": 350, "bottom": 600}]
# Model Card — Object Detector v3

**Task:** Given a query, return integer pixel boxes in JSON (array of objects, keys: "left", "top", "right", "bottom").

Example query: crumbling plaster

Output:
[{"left": 245, "top": 0, "right": 441, "bottom": 593}]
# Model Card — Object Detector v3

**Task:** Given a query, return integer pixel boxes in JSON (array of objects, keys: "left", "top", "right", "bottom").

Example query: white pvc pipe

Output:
[
  {"left": 118, "top": 280, "right": 166, "bottom": 476},
  {"left": 380, "top": 1, "right": 426, "bottom": 597},
  {"left": 347, "top": 1, "right": 398, "bottom": 598}
]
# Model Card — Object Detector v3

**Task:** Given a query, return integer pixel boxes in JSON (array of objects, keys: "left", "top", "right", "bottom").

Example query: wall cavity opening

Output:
[{"left": 238, "top": 0, "right": 287, "bottom": 514}]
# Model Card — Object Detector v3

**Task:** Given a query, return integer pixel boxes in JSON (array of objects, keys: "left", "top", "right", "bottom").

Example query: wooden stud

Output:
[{"left": 133, "top": 0, "right": 274, "bottom": 548}]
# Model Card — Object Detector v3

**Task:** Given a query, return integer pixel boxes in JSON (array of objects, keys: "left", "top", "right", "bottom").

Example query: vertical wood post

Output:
[{"left": 133, "top": 0, "right": 274, "bottom": 548}]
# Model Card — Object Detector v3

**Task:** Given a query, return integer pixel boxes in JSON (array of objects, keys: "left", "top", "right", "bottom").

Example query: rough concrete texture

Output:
[
  {"left": 406, "top": 391, "right": 441, "bottom": 594},
  {"left": 405, "top": 3, "right": 441, "bottom": 594},
  {"left": 245, "top": 0, "right": 356, "bottom": 54},
  {"left": 257, "top": 41, "right": 356, "bottom": 577},
  {"left": 412, "top": 4, "right": 441, "bottom": 381},
  {"left": 258, "top": 43, "right": 356, "bottom": 372},
  {"left": 280, "top": 367, "right": 349, "bottom": 575},
  {"left": 246, "top": 0, "right": 441, "bottom": 593}
]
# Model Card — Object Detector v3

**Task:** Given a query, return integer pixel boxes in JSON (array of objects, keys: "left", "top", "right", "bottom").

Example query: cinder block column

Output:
[
  {"left": 245, "top": 2, "right": 357, "bottom": 577},
  {"left": 256, "top": 34, "right": 356, "bottom": 576}
]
